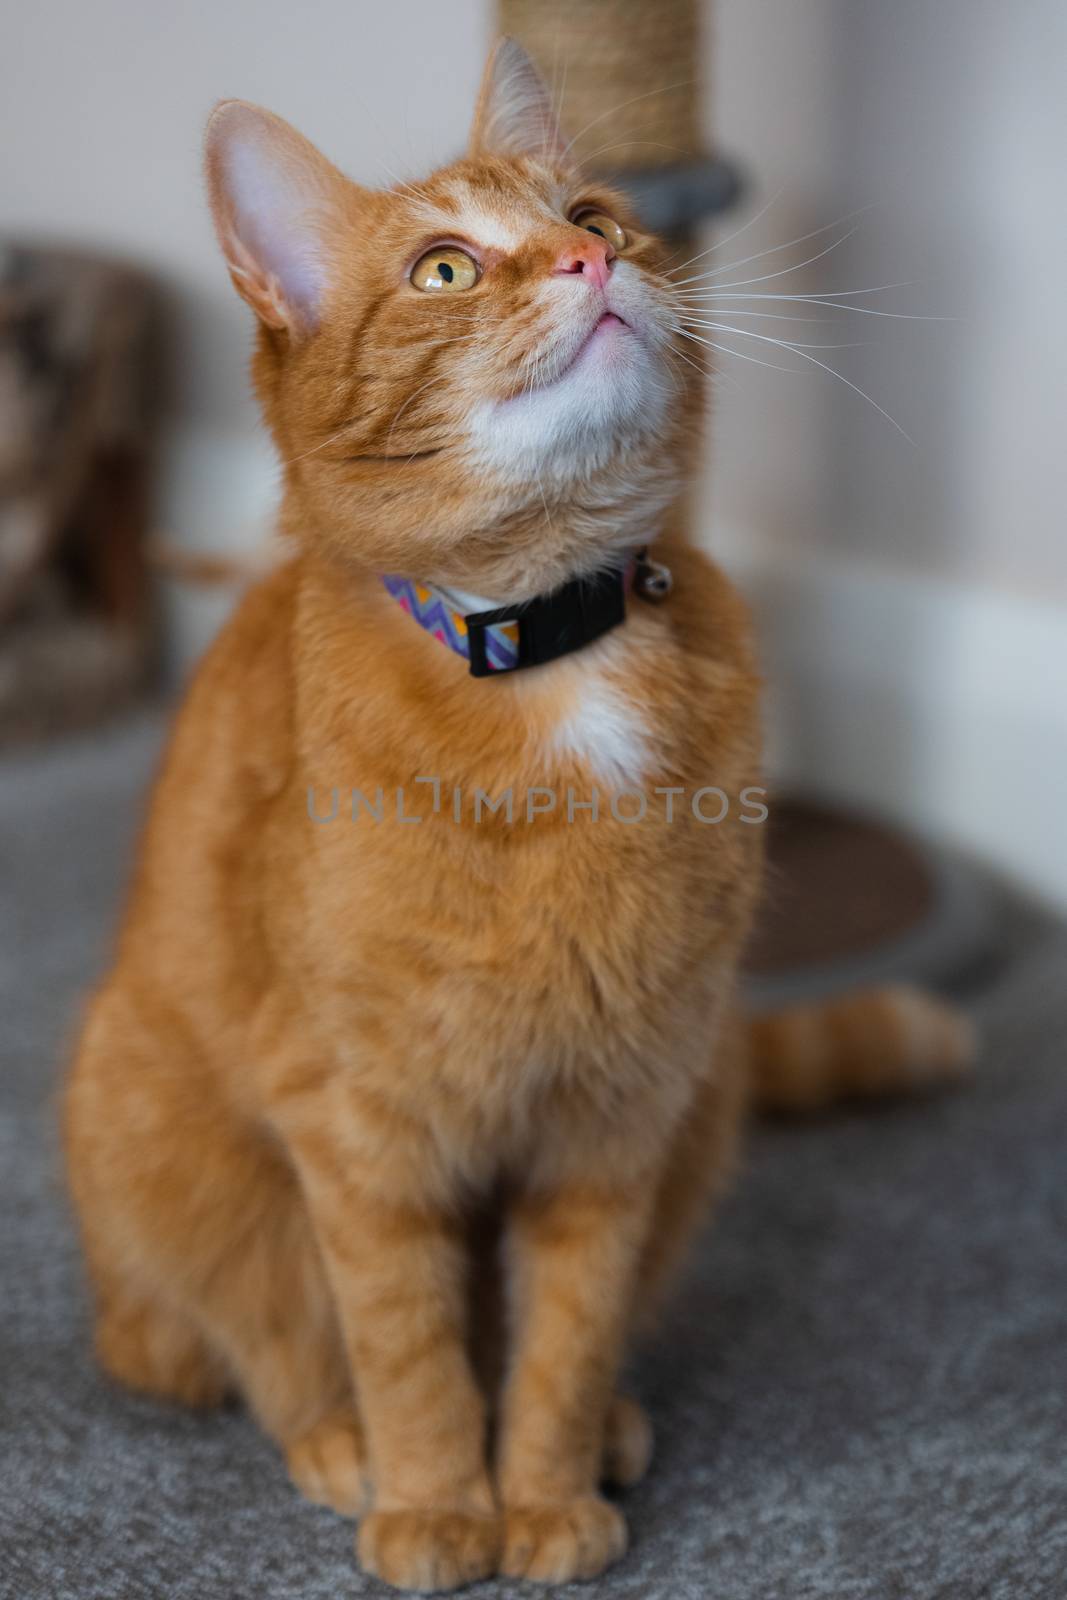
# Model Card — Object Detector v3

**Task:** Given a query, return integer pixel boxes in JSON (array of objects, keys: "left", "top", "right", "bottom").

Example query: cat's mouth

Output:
[
  {"left": 553, "top": 310, "right": 632, "bottom": 383},
  {"left": 508, "top": 310, "right": 635, "bottom": 402},
  {"left": 570, "top": 310, "right": 628, "bottom": 362}
]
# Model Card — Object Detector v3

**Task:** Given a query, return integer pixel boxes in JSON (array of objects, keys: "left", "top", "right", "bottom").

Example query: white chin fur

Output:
[{"left": 462, "top": 325, "right": 673, "bottom": 486}]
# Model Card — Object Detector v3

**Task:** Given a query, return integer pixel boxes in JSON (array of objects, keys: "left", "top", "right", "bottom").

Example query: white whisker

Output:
[
  {"left": 674, "top": 307, "right": 835, "bottom": 324},
  {"left": 677, "top": 319, "right": 912, "bottom": 440},
  {"left": 676, "top": 328, "right": 807, "bottom": 375},
  {"left": 282, "top": 424, "right": 363, "bottom": 468},
  {"left": 671, "top": 290, "right": 945, "bottom": 321},
  {"left": 670, "top": 203, "right": 876, "bottom": 285},
  {"left": 677, "top": 320, "right": 868, "bottom": 351},
  {"left": 661, "top": 185, "right": 786, "bottom": 276},
  {"left": 671, "top": 226, "right": 858, "bottom": 291}
]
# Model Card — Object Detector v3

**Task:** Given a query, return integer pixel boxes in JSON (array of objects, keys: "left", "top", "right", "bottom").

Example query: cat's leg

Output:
[
  {"left": 92, "top": 1268, "right": 367, "bottom": 1513},
  {"left": 93, "top": 1281, "right": 230, "bottom": 1408},
  {"left": 92, "top": 1165, "right": 369, "bottom": 1516},
  {"left": 634, "top": 1015, "right": 748, "bottom": 1330},
  {"left": 591, "top": 1023, "right": 748, "bottom": 1503},
  {"left": 466, "top": 1205, "right": 651, "bottom": 1492},
  {"left": 496, "top": 1179, "right": 656, "bottom": 1583},
  {"left": 138, "top": 1149, "right": 371, "bottom": 1515},
  {"left": 272, "top": 1092, "right": 502, "bottom": 1593},
  {"left": 66, "top": 989, "right": 369, "bottom": 1517},
  {"left": 192, "top": 1207, "right": 370, "bottom": 1519},
  {"left": 602, "top": 1393, "right": 653, "bottom": 1488},
  {"left": 89, "top": 1177, "right": 369, "bottom": 1517}
]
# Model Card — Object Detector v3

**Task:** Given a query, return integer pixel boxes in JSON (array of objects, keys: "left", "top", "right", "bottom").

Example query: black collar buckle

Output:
[{"left": 466, "top": 566, "right": 627, "bottom": 678}]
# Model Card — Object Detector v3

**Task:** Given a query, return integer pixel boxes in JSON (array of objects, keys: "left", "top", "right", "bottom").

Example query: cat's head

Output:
[{"left": 205, "top": 39, "right": 688, "bottom": 599}]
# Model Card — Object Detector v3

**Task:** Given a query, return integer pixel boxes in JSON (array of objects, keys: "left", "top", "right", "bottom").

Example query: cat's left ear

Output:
[
  {"left": 205, "top": 101, "right": 353, "bottom": 334},
  {"left": 468, "top": 37, "right": 569, "bottom": 166}
]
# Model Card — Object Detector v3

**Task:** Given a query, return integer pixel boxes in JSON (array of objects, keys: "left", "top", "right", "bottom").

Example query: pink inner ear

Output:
[{"left": 219, "top": 121, "right": 330, "bottom": 323}]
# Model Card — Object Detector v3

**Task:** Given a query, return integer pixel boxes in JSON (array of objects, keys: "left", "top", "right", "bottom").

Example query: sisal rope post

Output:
[{"left": 498, "top": 0, "right": 704, "bottom": 175}]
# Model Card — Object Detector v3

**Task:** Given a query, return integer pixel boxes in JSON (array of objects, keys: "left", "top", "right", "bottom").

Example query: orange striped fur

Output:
[{"left": 63, "top": 41, "right": 974, "bottom": 1593}]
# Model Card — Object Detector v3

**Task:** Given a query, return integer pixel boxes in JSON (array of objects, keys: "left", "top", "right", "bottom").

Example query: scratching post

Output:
[{"left": 499, "top": 0, "right": 703, "bottom": 171}]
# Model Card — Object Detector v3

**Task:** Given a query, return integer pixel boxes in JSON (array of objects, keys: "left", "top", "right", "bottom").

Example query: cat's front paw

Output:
[
  {"left": 357, "top": 1508, "right": 502, "bottom": 1593},
  {"left": 502, "top": 1496, "right": 627, "bottom": 1583}
]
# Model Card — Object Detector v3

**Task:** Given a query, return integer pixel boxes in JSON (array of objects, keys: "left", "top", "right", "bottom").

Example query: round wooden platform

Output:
[{"left": 743, "top": 798, "right": 996, "bottom": 1012}]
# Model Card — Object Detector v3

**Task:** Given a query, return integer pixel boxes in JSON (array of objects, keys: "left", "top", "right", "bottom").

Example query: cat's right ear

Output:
[
  {"left": 205, "top": 101, "right": 347, "bottom": 335},
  {"left": 469, "top": 38, "right": 568, "bottom": 165}
]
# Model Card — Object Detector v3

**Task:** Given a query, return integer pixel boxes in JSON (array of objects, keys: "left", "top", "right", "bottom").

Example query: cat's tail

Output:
[
  {"left": 148, "top": 540, "right": 280, "bottom": 587},
  {"left": 747, "top": 984, "right": 976, "bottom": 1113}
]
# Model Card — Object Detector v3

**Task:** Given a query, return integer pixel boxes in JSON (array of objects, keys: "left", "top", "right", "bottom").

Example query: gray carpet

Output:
[{"left": 2, "top": 710, "right": 1065, "bottom": 1600}]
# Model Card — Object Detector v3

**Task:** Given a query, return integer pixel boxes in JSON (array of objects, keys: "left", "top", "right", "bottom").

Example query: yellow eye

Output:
[
  {"left": 572, "top": 211, "right": 627, "bottom": 250},
  {"left": 410, "top": 247, "right": 479, "bottom": 292}
]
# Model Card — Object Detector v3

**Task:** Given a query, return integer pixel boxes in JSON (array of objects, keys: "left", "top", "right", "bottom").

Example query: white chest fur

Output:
[{"left": 547, "top": 665, "right": 652, "bottom": 789}]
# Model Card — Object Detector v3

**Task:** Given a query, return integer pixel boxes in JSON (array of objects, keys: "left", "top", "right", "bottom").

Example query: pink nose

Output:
[{"left": 552, "top": 235, "right": 615, "bottom": 291}]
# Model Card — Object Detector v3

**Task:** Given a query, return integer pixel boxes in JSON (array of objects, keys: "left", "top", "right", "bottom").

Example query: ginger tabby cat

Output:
[{"left": 64, "top": 40, "right": 973, "bottom": 1593}]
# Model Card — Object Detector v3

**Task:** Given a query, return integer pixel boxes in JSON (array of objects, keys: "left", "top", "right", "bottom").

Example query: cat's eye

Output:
[
  {"left": 410, "top": 247, "right": 479, "bottom": 293},
  {"left": 572, "top": 211, "right": 627, "bottom": 251}
]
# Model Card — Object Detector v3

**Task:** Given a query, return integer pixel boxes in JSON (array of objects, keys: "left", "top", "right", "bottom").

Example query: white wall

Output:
[
  {"left": 703, "top": 0, "right": 1067, "bottom": 903},
  {"left": 706, "top": 0, "right": 1067, "bottom": 599}
]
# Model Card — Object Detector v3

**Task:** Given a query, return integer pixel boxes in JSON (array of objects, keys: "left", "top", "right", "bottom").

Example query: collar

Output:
[{"left": 381, "top": 551, "right": 672, "bottom": 678}]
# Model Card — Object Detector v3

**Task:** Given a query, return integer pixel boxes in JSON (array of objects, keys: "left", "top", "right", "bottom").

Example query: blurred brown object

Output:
[
  {"left": 744, "top": 797, "right": 996, "bottom": 1008},
  {"left": 0, "top": 241, "right": 158, "bottom": 744},
  {"left": 747, "top": 800, "right": 933, "bottom": 975}
]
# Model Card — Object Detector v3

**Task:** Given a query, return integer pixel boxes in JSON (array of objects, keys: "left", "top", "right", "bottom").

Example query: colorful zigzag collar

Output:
[{"left": 382, "top": 551, "right": 671, "bottom": 679}]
